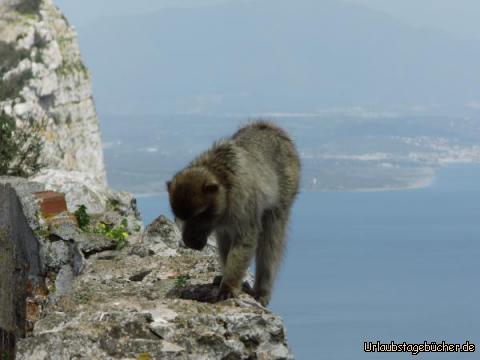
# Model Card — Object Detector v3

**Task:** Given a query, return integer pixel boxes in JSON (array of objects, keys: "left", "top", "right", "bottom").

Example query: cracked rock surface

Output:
[
  {"left": 17, "top": 216, "right": 294, "bottom": 360},
  {"left": 1, "top": 2, "right": 294, "bottom": 358}
]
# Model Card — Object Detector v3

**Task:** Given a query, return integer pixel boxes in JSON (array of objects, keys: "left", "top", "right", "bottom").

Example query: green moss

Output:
[
  {"left": 137, "top": 353, "right": 152, "bottom": 360},
  {"left": 56, "top": 60, "right": 88, "bottom": 78},
  {"left": 34, "top": 227, "right": 50, "bottom": 239},
  {"left": 55, "top": 37, "right": 89, "bottom": 78},
  {"left": 47, "top": 272, "right": 57, "bottom": 293}
]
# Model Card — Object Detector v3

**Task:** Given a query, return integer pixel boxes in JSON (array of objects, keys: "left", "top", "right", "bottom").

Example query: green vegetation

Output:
[
  {"left": 33, "top": 226, "right": 50, "bottom": 239},
  {"left": 175, "top": 275, "right": 190, "bottom": 288},
  {"left": 0, "top": 111, "right": 45, "bottom": 177},
  {"left": 56, "top": 60, "right": 88, "bottom": 78},
  {"left": 74, "top": 205, "right": 90, "bottom": 230},
  {"left": 0, "top": 40, "right": 44, "bottom": 177},
  {"left": 46, "top": 272, "right": 57, "bottom": 293},
  {"left": 99, "top": 221, "right": 129, "bottom": 250},
  {"left": 136, "top": 353, "right": 152, "bottom": 360},
  {"left": 0, "top": 112, "right": 16, "bottom": 172},
  {"left": 75, "top": 204, "right": 131, "bottom": 250}
]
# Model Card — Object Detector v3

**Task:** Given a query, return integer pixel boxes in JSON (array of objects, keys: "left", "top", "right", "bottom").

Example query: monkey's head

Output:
[{"left": 167, "top": 167, "right": 227, "bottom": 250}]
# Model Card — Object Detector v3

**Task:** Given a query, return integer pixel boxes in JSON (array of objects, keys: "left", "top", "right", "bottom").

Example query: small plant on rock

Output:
[
  {"left": 74, "top": 204, "right": 130, "bottom": 250},
  {"left": 97, "top": 220, "right": 130, "bottom": 250},
  {"left": 175, "top": 275, "right": 190, "bottom": 288},
  {"left": 74, "top": 204, "right": 90, "bottom": 230}
]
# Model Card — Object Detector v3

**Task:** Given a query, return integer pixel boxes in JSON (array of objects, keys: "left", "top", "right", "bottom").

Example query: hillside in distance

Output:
[
  {"left": 77, "top": 0, "right": 480, "bottom": 116},
  {"left": 100, "top": 114, "right": 480, "bottom": 194}
]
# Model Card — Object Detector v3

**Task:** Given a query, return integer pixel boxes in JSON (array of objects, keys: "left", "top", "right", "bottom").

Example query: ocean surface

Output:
[{"left": 137, "top": 164, "right": 480, "bottom": 359}]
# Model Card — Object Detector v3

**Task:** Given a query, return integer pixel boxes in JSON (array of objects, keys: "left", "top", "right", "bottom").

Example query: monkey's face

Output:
[
  {"left": 179, "top": 215, "right": 214, "bottom": 250},
  {"left": 167, "top": 168, "right": 225, "bottom": 250}
]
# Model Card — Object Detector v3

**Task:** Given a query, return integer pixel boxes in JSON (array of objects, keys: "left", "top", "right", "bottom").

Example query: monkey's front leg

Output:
[{"left": 217, "top": 229, "right": 257, "bottom": 302}]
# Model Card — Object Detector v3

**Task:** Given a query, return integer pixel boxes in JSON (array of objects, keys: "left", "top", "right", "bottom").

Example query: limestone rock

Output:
[
  {"left": 18, "top": 237, "right": 294, "bottom": 360},
  {"left": 0, "top": 0, "right": 107, "bottom": 188},
  {"left": 31, "top": 169, "right": 109, "bottom": 214},
  {"left": 143, "top": 215, "right": 181, "bottom": 249},
  {"left": 4, "top": 178, "right": 293, "bottom": 359},
  {"left": 1, "top": 1, "right": 294, "bottom": 358}
]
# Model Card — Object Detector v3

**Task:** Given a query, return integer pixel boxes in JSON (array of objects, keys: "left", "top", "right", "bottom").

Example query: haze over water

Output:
[
  {"left": 52, "top": 0, "right": 480, "bottom": 357},
  {"left": 136, "top": 164, "right": 480, "bottom": 359}
]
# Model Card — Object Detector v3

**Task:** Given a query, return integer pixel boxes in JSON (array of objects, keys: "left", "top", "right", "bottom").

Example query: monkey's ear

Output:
[
  {"left": 166, "top": 181, "right": 172, "bottom": 192},
  {"left": 203, "top": 182, "right": 219, "bottom": 194}
]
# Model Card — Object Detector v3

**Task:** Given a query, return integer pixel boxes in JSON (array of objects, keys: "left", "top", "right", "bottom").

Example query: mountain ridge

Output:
[{"left": 76, "top": 0, "right": 480, "bottom": 115}]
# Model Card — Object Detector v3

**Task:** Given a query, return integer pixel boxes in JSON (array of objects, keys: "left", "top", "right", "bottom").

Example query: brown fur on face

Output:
[{"left": 167, "top": 167, "right": 227, "bottom": 250}]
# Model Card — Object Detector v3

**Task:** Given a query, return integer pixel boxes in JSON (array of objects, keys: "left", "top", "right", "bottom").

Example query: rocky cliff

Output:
[
  {"left": 0, "top": 179, "right": 293, "bottom": 360},
  {"left": 1, "top": 1, "right": 294, "bottom": 359},
  {"left": 1, "top": 0, "right": 107, "bottom": 212}
]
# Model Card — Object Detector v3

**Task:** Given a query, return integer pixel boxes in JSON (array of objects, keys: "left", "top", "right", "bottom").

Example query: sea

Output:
[{"left": 136, "top": 164, "right": 480, "bottom": 359}]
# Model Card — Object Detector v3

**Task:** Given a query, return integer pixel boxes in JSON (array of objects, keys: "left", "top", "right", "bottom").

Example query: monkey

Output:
[{"left": 167, "top": 121, "right": 300, "bottom": 306}]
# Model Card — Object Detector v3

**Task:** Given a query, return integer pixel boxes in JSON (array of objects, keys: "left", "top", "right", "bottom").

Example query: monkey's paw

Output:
[
  {"left": 216, "top": 283, "right": 239, "bottom": 302},
  {"left": 254, "top": 295, "right": 270, "bottom": 307},
  {"left": 213, "top": 275, "right": 254, "bottom": 296},
  {"left": 253, "top": 289, "right": 271, "bottom": 306}
]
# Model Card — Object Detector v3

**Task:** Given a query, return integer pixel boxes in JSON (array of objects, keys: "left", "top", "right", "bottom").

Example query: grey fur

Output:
[{"left": 167, "top": 121, "right": 300, "bottom": 306}]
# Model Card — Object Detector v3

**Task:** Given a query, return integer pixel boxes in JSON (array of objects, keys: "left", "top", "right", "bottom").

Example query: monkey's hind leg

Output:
[{"left": 254, "top": 209, "right": 288, "bottom": 306}]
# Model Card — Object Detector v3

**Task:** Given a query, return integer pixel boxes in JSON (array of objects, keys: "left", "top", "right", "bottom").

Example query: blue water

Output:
[{"left": 137, "top": 164, "right": 480, "bottom": 359}]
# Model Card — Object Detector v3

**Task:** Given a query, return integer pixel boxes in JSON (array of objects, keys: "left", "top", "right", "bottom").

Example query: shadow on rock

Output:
[
  {"left": 168, "top": 278, "right": 254, "bottom": 304},
  {"left": 169, "top": 283, "right": 219, "bottom": 303}
]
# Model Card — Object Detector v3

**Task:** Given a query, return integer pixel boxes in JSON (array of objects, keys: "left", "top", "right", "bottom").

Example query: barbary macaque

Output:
[{"left": 167, "top": 121, "right": 300, "bottom": 306}]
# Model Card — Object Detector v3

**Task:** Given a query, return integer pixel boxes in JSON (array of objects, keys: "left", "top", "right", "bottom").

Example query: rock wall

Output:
[
  {"left": 0, "top": 2, "right": 295, "bottom": 358},
  {"left": 0, "top": 180, "right": 294, "bottom": 359},
  {"left": 0, "top": 0, "right": 106, "bottom": 186},
  {"left": 0, "top": 181, "right": 43, "bottom": 359}
]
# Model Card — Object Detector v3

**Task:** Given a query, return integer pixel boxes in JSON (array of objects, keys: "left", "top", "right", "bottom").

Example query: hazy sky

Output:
[
  {"left": 55, "top": 0, "right": 480, "bottom": 40},
  {"left": 345, "top": 0, "right": 480, "bottom": 40}
]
